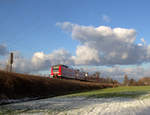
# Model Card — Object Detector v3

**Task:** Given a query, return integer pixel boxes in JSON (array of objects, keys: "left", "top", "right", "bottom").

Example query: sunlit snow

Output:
[{"left": 1, "top": 96, "right": 150, "bottom": 115}]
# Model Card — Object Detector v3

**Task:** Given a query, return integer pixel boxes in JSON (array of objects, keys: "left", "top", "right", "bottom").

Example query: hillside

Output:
[{"left": 0, "top": 70, "right": 113, "bottom": 104}]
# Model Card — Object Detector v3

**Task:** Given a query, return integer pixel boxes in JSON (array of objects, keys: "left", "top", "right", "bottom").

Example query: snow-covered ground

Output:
[
  {"left": 0, "top": 97, "right": 39, "bottom": 105},
  {"left": 0, "top": 96, "right": 150, "bottom": 115}
]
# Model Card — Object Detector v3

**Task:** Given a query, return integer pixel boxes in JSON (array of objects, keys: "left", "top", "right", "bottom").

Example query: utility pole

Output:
[{"left": 10, "top": 52, "right": 13, "bottom": 72}]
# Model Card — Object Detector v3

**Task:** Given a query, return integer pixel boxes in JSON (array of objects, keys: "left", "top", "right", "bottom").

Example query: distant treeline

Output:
[
  {"left": 90, "top": 71, "right": 150, "bottom": 86},
  {"left": 123, "top": 74, "right": 150, "bottom": 86}
]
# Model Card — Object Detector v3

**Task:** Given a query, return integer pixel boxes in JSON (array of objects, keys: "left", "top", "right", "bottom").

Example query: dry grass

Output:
[{"left": 0, "top": 70, "right": 113, "bottom": 101}]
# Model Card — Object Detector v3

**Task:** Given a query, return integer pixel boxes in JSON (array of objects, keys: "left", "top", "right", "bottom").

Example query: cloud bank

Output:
[
  {"left": 1, "top": 22, "right": 150, "bottom": 80},
  {"left": 12, "top": 49, "right": 73, "bottom": 73},
  {"left": 57, "top": 22, "right": 150, "bottom": 66}
]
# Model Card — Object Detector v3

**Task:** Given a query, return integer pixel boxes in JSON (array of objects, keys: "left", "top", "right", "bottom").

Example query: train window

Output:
[
  {"left": 62, "top": 65, "right": 68, "bottom": 68},
  {"left": 53, "top": 66, "right": 59, "bottom": 72},
  {"left": 53, "top": 69, "right": 58, "bottom": 72}
]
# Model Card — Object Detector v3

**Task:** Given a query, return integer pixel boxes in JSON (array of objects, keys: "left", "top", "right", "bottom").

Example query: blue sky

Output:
[
  {"left": 0, "top": 0, "right": 150, "bottom": 79},
  {"left": 0, "top": 0, "right": 150, "bottom": 57}
]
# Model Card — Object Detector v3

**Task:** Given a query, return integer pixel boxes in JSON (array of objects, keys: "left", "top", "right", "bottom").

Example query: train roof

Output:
[{"left": 52, "top": 64, "right": 68, "bottom": 68}]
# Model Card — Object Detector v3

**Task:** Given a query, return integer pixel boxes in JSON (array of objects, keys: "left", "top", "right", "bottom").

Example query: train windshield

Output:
[{"left": 53, "top": 66, "right": 59, "bottom": 72}]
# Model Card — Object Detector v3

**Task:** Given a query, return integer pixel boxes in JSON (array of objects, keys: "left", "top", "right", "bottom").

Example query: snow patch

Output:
[{"left": 1, "top": 96, "right": 150, "bottom": 115}]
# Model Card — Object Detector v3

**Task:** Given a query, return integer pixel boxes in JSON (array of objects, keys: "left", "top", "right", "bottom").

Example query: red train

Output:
[{"left": 50, "top": 64, "right": 99, "bottom": 81}]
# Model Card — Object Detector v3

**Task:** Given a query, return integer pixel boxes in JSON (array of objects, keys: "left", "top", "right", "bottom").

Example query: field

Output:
[
  {"left": 0, "top": 70, "right": 113, "bottom": 104},
  {"left": 63, "top": 86, "right": 150, "bottom": 98},
  {"left": 1, "top": 86, "right": 150, "bottom": 115}
]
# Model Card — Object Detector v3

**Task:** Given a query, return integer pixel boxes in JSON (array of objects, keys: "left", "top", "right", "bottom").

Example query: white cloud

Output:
[
  {"left": 141, "top": 38, "right": 146, "bottom": 45},
  {"left": 48, "top": 49, "right": 74, "bottom": 66},
  {"left": 12, "top": 51, "right": 34, "bottom": 73},
  {"left": 12, "top": 49, "right": 73, "bottom": 73},
  {"left": 0, "top": 44, "right": 8, "bottom": 56},
  {"left": 102, "top": 14, "right": 111, "bottom": 23},
  {"left": 138, "top": 43, "right": 143, "bottom": 46},
  {"left": 57, "top": 22, "right": 150, "bottom": 65},
  {"left": 72, "top": 45, "right": 100, "bottom": 65}
]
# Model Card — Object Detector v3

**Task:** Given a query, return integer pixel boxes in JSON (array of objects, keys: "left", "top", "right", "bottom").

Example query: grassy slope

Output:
[
  {"left": 64, "top": 86, "right": 150, "bottom": 98},
  {"left": 0, "top": 70, "right": 113, "bottom": 101}
]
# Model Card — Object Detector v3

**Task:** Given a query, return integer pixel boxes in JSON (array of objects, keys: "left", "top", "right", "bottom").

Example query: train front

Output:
[{"left": 50, "top": 65, "right": 61, "bottom": 78}]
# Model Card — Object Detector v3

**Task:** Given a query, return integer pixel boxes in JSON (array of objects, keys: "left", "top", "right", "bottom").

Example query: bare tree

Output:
[
  {"left": 129, "top": 78, "right": 136, "bottom": 86},
  {"left": 123, "top": 74, "right": 129, "bottom": 86},
  {"left": 95, "top": 72, "right": 100, "bottom": 78}
]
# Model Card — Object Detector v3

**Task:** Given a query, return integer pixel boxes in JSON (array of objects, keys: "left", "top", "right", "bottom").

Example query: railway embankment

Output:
[{"left": 0, "top": 70, "right": 113, "bottom": 104}]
